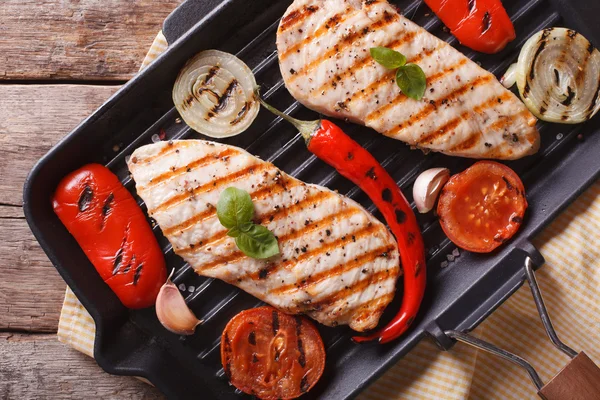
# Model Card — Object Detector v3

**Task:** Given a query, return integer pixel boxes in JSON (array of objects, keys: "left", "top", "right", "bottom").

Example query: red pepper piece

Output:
[
  {"left": 425, "top": 0, "right": 516, "bottom": 54},
  {"left": 259, "top": 99, "right": 426, "bottom": 343},
  {"left": 53, "top": 164, "right": 167, "bottom": 309}
]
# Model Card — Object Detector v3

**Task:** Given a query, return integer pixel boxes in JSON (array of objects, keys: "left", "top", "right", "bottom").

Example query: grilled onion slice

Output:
[
  {"left": 515, "top": 28, "right": 600, "bottom": 124},
  {"left": 173, "top": 50, "right": 259, "bottom": 138}
]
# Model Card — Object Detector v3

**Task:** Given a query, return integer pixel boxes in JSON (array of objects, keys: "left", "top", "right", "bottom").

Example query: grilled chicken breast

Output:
[
  {"left": 128, "top": 140, "right": 400, "bottom": 331},
  {"left": 277, "top": 0, "right": 540, "bottom": 160}
]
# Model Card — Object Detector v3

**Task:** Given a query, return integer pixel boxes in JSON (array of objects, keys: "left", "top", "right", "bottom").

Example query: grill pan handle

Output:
[
  {"left": 445, "top": 257, "right": 600, "bottom": 399},
  {"left": 426, "top": 241, "right": 545, "bottom": 350}
]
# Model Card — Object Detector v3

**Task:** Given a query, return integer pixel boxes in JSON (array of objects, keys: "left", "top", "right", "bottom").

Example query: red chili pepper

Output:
[
  {"left": 259, "top": 98, "right": 426, "bottom": 343},
  {"left": 424, "top": 0, "right": 516, "bottom": 54},
  {"left": 53, "top": 164, "right": 167, "bottom": 309}
]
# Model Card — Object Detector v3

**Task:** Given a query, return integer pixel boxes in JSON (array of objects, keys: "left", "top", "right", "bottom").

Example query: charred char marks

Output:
[
  {"left": 290, "top": 10, "right": 398, "bottom": 81},
  {"left": 523, "top": 82, "right": 531, "bottom": 98},
  {"left": 204, "top": 66, "right": 220, "bottom": 85},
  {"left": 252, "top": 353, "right": 259, "bottom": 363},
  {"left": 382, "top": 188, "right": 393, "bottom": 203},
  {"left": 102, "top": 193, "right": 114, "bottom": 217},
  {"left": 196, "top": 88, "right": 219, "bottom": 102},
  {"left": 383, "top": 10, "right": 394, "bottom": 22},
  {"left": 523, "top": 29, "right": 553, "bottom": 98},
  {"left": 415, "top": 261, "right": 423, "bottom": 277},
  {"left": 230, "top": 102, "right": 250, "bottom": 125},
  {"left": 258, "top": 268, "right": 269, "bottom": 279},
  {"left": 257, "top": 264, "right": 278, "bottom": 281},
  {"left": 562, "top": 86, "right": 576, "bottom": 106},
  {"left": 407, "top": 232, "right": 416, "bottom": 245},
  {"left": 529, "top": 29, "right": 552, "bottom": 81},
  {"left": 328, "top": 14, "right": 341, "bottom": 25},
  {"left": 295, "top": 317, "right": 306, "bottom": 368},
  {"left": 502, "top": 176, "right": 514, "bottom": 190},
  {"left": 248, "top": 331, "right": 256, "bottom": 345},
  {"left": 300, "top": 376, "right": 310, "bottom": 393},
  {"left": 395, "top": 209, "right": 407, "bottom": 224},
  {"left": 223, "top": 333, "right": 232, "bottom": 379},
  {"left": 78, "top": 186, "right": 93, "bottom": 212},
  {"left": 280, "top": 5, "right": 319, "bottom": 32},
  {"left": 511, "top": 216, "right": 523, "bottom": 224},
  {"left": 482, "top": 12, "right": 491, "bottom": 34},
  {"left": 587, "top": 78, "right": 600, "bottom": 117},
  {"left": 336, "top": 101, "right": 349, "bottom": 111},
  {"left": 272, "top": 310, "right": 280, "bottom": 335},
  {"left": 210, "top": 80, "right": 238, "bottom": 116},
  {"left": 281, "top": 10, "right": 301, "bottom": 28},
  {"left": 366, "top": 167, "right": 377, "bottom": 180},
  {"left": 133, "top": 263, "right": 143, "bottom": 285},
  {"left": 122, "top": 257, "right": 133, "bottom": 274},
  {"left": 467, "top": 0, "right": 475, "bottom": 11},
  {"left": 112, "top": 247, "right": 124, "bottom": 275}
]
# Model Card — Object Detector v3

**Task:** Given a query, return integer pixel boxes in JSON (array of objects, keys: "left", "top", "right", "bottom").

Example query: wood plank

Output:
[
  {"left": 0, "top": 218, "right": 66, "bottom": 332},
  {"left": 0, "top": 333, "right": 163, "bottom": 398},
  {"left": 0, "top": 205, "right": 23, "bottom": 219},
  {"left": 0, "top": 85, "right": 118, "bottom": 332},
  {"left": 0, "top": 0, "right": 181, "bottom": 81},
  {"left": 0, "top": 85, "right": 118, "bottom": 206}
]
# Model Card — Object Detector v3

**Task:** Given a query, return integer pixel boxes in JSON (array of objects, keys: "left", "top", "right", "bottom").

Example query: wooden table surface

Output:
[{"left": 0, "top": 1, "right": 185, "bottom": 398}]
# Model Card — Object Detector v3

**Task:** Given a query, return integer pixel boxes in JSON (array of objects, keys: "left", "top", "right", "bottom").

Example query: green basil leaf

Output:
[
  {"left": 216, "top": 187, "right": 254, "bottom": 229},
  {"left": 396, "top": 64, "right": 426, "bottom": 100},
  {"left": 370, "top": 47, "right": 407, "bottom": 70},
  {"left": 235, "top": 224, "right": 280, "bottom": 259},
  {"left": 239, "top": 221, "right": 254, "bottom": 233},
  {"left": 227, "top": 226, "right": 241, "bottom": 238}
]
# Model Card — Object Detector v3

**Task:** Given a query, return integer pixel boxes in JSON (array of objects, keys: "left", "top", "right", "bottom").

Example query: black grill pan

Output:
[{"left": 23, "top": 0, "right": 600, "bottom": 399}]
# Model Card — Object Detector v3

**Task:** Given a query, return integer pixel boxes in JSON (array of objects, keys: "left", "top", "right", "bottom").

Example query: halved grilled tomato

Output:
[
  {"left": 221, "top": 307, "right": 325, "bottom": 400},
  {"left": 437, "top": 161, "right": 527, "bottom": 253}
]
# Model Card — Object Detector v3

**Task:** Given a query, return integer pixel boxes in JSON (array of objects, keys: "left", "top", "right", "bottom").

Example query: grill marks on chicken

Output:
[
  {"left": 128, "top": 140, "right": 401, "bottom": 331},
  {"left": 277, "top": 0, "right": 540, "bottom": 160}
]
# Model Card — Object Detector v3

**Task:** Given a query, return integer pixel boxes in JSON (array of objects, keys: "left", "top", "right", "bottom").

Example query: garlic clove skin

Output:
[
  {"left": 413, "top": 168, "right": 450, "bottom": 214},
  {"left": 155, "top": 273, "right": 202, "bottom": 335}
]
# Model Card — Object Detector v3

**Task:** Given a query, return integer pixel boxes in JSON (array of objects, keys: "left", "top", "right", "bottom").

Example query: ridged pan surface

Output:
[{"left": 23, "top": 0, "right": 600, "bottom": 399}]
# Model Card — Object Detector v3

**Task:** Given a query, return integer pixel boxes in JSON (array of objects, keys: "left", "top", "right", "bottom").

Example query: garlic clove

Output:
[
  {"left": 155, "top": 271, "right": 202, "bottom": 335},
  {"left": 500, "top": 63, "right": 518, "bottom": 89},
  {"left": 413, "top": 168, "right": 450, "bottom": 214}
]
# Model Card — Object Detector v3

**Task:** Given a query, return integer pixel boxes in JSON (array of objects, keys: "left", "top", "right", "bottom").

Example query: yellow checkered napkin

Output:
[
  {"left": 57, "top": 32, "right": 168, "bottom": 358},
  {"left": 58, "top": 32, "right": 600, "bottom": 399}
]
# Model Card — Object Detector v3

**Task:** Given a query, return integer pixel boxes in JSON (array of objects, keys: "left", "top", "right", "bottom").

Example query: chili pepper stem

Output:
[{"left": 255, "top": 90, "right": 320, "bottom": 143}]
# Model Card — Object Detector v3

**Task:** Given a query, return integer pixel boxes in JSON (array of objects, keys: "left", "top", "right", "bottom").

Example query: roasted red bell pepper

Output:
[
  {"left": 53, "top": 164, "right": 166, "bottom": 309},
  {"left": 425, "top": 0, "right": 516, "bottom": 54},
  {"left": 259, "top": 98, "right": 426, "bottom": 344}
]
